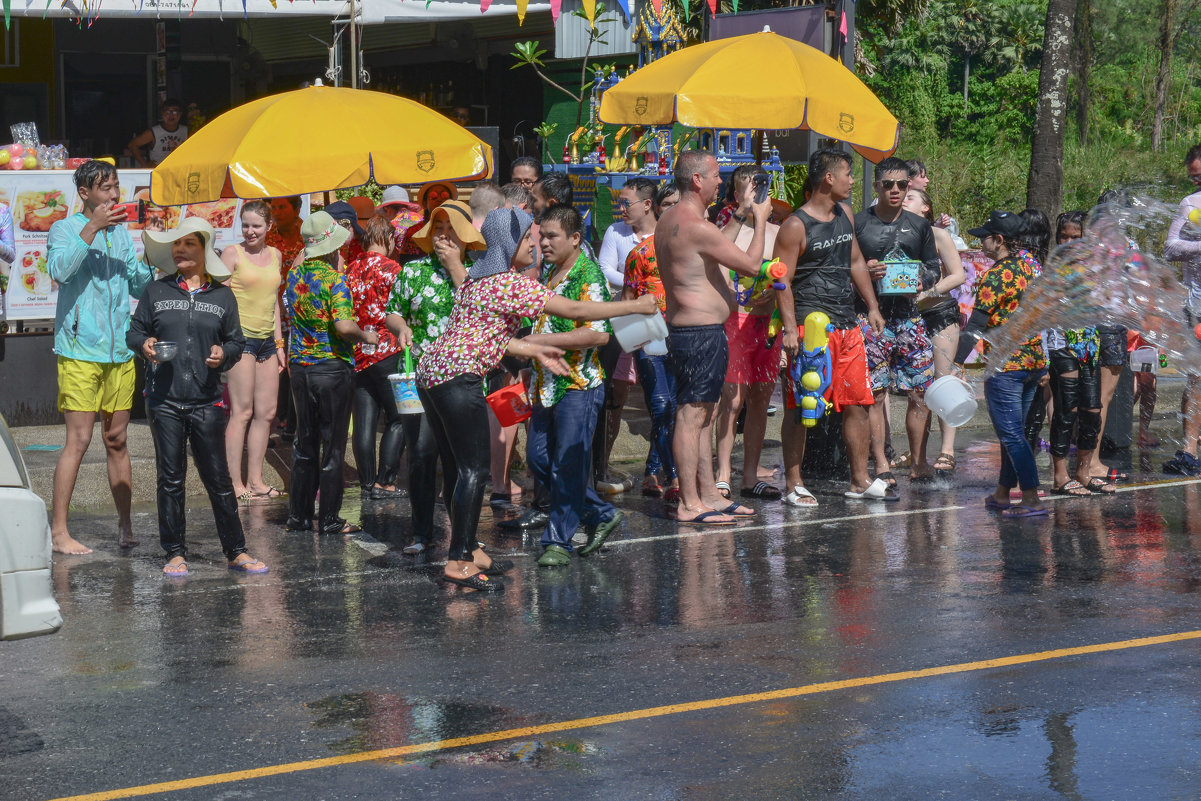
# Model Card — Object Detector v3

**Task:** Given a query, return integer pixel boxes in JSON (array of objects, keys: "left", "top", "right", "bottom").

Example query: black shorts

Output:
[
  {"left": 1096, "top": 325, "right": 1127, "bottom": 368},
  {"left": 919, "top": 300, "right": 962, "bottom": 336},
  {"left": 668, "top": 323, "right": 728, "bottom": 405}
]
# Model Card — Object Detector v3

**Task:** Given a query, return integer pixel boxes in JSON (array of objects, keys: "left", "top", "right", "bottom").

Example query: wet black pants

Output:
[
  {"left": 148, "top": 399, "right": 247, "bottom": 560},
  {"left": 352, "top": 357, "right": 404, "bottom": 489},
  {"left": 288, "top": 359, "right": 354, "bottom": 534},
  {"left": 418, "top": 374, "right": 491, "bottom": 562},
  {"left": 1048, "top": 348, "right": 1103, "bottom": 458}
]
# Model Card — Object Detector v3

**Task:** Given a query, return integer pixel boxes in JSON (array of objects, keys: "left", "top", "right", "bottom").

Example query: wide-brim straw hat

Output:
[
  {"left": 409, "top": 200, "right": 484, "bottom": 254},
  {"left": 300, "top": 210, "right": 352, "bottom": 259},
  {"left": 142, "top": 217, "right": 230, "bottom": 279}
]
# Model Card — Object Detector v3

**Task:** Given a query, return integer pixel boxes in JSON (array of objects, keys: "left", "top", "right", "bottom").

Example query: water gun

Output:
[
  {"left": 790, "top": 311, "right": 833, "bottom": 427},
  {"left": 730, "top": 258, "right": 787, "bottom": 307}
]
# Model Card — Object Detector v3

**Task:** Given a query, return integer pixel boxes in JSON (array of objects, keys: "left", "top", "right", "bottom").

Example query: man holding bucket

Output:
[{"left": 520, "top": 206, "right": 624, "bottom": 566}]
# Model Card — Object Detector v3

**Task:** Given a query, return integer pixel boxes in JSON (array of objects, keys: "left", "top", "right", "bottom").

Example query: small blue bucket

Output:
[{"left": 388, "top": 348, "right": 423, "bottom": 415}]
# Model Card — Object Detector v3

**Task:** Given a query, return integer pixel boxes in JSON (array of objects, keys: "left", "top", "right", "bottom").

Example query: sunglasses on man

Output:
[{"left": 877, "top": 179, "right": 909, "bottom": 191}]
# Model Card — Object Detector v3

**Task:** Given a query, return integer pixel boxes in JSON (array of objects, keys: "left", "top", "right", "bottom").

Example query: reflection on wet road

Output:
[{"left": 6, "top": 455, "right": 1201, "bottom": 801}]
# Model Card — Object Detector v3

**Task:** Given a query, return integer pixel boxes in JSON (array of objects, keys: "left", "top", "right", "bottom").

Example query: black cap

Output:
[
  {"left": 323, "top": 201, "right": 364, "bottom": 238},
  {"left": 967, "top": 210, "right": 1024, "bottom": 241}
]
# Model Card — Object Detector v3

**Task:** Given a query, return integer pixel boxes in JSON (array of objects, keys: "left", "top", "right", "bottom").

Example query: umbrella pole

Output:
[{"left": 349, "top": 0, "right": 358, "bottom": 89}]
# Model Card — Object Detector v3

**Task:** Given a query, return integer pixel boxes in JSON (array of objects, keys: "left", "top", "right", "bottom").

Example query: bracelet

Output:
[{"left": 274, "top": 338, "right": 286, "bottom": 347}]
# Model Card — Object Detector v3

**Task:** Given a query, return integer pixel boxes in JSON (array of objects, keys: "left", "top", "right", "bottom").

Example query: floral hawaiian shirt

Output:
[
  {"left": 623, "top": 236, "right": 666, "bottom": 313},
  {"left": 974, "top": 254, "right": 1046, "bottom": 371},
  {"left": 284, "top": 258, "right": 355, "bottom": 367},
  {"left": 1015, "top": 248, "right": 1042, "bottom": 278},
  {"left": 532, "top": 253, "right": 612, "bottom": 408},
  {"left": 266, "top": 227, "right": 304, "bottom": 277},
  {"left": 385, "top": 253, "right": 463, "bottom": 360},
  {"left": 344, "top": 251, "right": 402, "bottom": 371},
  {"left": 417, "top": 271, "right": 551, "bottom": 389}
]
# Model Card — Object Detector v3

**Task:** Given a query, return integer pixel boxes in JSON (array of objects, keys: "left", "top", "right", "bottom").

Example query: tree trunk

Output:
[
  {"left": 1027, "top": 0, "right": 1078, "bottom": 224},
  {"left": 1074, "top": 0, "right": 1092, "bottom": 145},
  {"left": 1152, "top": 0, "right": 1175, "bottom": 152},
  {"left": 963, "top": 57, "right": 971, "bottom": 112}
]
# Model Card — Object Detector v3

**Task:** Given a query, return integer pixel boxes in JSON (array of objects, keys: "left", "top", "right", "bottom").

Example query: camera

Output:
[{"left": 752, "top": 172, "right": 770, "bottom": 204}]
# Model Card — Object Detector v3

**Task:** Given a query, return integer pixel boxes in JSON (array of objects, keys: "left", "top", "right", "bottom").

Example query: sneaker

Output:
[{"left": 1163, "top": 450, "right": 1201, "bottom": 476}]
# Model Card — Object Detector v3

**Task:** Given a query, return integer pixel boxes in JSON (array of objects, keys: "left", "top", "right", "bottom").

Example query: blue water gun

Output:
[{"left": 790, "top": 311, "right": 833, "bottom": 427}]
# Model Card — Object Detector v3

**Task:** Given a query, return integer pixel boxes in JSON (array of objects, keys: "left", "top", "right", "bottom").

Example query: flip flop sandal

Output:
[
  {"left": 784, "top": 486, "right": 819, "bottom": 507},
  {"left": 228, "top": 558, "right": 269, "bottom": 574},
  {"left": 442, "top": 571, "right": 504, "bottom": 592},
  {"left": 477, "top": 558, "right": 515, "bottom": 576},
  {"left": 876, "top": 471, "right": 898, "bottom": 488},
  {"left": 890, "top": 452, "right": 912, "bottom": 469},
  {"left": 1051, "top": 480, "right": 1091, "bottom": 497},
  {"left": 720, "top": 502, "right": 756, "bottom": 517},
  {"left": 641, "top": 479, "right": 664, "bottom": 497},
  {"left": 933, "top": 453, "right": 957, "bottom": 473},
  {"left": 1083, "top": 477, "right": 1117, "bottom": 494},
  {"left": 984, "top": 495, "right": 1010, "bottom": 511},
  {"left": 715, "top": 481, "right": 732, "bottom": 499},
  {"left": 674, "top": 510, "right": 737, "bottom": 526},
  {"left": 250, "top": 487, "right": 285, "bottom": 500},
  {"left": 1096, "top": 467, "right": 1128, "bottom": 483},
  {"left": 237, "top": 490, "right": 253, "bottom": 505},
  {"left": 662, "top": 487, "right": 681, "bottom": 505},
  {"left": 740, "top": 481, "right": 782, "bottom": 500},
  {"left": 1001, "top": 505, "right": 1049, "bottom": 518},
  {"left": 845, "top": 478, "right": 900, "bottom": 502},
  {"left": 162, "top": 560, "right": 189, "bottom": 577}
]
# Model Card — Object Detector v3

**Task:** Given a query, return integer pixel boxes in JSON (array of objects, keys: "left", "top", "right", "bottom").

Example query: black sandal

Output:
[
  {"left": 477, "top": 558, "right": 514, "bottom": 576},
  {"left": 740, "top": 481, "right": 782, "bottom": 500},
  {"left": 876, "top": 471, "right": 897, "bottom": 488},
  {"left": 442, "top": 571, "right": 504, "bottom": 592}
]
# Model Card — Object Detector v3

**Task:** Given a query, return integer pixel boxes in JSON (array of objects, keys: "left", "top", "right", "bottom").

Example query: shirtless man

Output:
[
  {"left": 774, "top": 148, "right": 890, "bottom": 504},
  {"left": 656, "top": 150, "right": 771, "bottom": 524}
]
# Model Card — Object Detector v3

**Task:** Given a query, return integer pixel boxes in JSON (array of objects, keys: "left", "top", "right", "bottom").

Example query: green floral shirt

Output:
[
  {"left": 532, "top": 252, "right": 612, "bottom": 407},
  {"left": 284, "top": 258, "right": 355, "bottom": 366},
  {"left": 385, "top": 253, "right": 462, "bottom": 359}
]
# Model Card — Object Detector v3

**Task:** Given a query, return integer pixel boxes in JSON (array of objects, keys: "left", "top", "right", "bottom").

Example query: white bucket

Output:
[
  {"left": 610, "top": 312, "right": 669, "bottom": 353},
  {"left": 388, "top": 373, "right": 424, "bottom": 415},
  {"left": 925, "top": 375, "right": 978, "bottom": 427},
  {"left": 643, "top": 338, "right": 669, "bottom": 356},
  {"left": 1130, "top": 345, "right": 1158, "bottom": 374}
]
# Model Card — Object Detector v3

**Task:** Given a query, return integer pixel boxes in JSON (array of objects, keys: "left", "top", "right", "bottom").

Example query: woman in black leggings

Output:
[{"left": 415, "top": 207, "right": 656, "bottom": 591}]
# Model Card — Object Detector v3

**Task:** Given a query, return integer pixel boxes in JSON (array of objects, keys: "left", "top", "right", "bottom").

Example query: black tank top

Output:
[{"left": 792, "top": 205, "right": 856, "bottom": 328}]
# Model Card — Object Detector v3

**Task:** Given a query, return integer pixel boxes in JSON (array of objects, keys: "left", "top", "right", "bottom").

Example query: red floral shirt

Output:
[
  {"left": 344, "top": 251, "right": 403, "bottom": 371},
  {"left": 624, "top": 236, "right": 666, "bottom": 313}
]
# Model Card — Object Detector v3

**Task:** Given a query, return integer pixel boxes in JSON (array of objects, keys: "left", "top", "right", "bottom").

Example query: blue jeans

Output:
[
  {"left": 634, "top": 350, "right": 677, "bottom": 480},
  {"left": 527, "top": 385, "right": 616, "bottom": 551},
  {"left": 984, "top": 369, "right": 1046, "bottom": 491}
]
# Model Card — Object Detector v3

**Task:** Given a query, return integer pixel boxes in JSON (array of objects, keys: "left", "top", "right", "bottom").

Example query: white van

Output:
[{"left": 0, "top": 414, "right": 62, "bottom": 639}]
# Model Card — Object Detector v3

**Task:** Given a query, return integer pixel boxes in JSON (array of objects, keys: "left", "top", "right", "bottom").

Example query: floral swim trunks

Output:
[{"left": 858, "top": 315, "right": 934, "bottom": 393}]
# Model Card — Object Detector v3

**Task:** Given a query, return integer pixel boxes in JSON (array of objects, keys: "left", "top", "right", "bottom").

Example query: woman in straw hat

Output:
[
  {"left": 383, "top": 199, "right": 483, "bottom": 555},
  {"left": 415, "top": 207, "right": 656, "bottom": 591},
  {"left": 128, "top": 218, "right": 268, "bottom": 577},
  {"left": 282, "top": 211, "right": 380, "bottom": 536}
]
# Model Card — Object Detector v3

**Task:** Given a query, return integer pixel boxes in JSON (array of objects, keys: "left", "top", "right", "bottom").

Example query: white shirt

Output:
[
  {"left": 597, "top": 221, "right": 647, "bottom": 290},
  {"left": 1165, "top": 190, "right": 1201, "bottom": 313}
]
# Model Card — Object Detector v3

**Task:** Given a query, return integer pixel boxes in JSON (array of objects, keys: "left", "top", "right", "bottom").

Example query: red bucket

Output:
[{"left": 485, "top": 382, "right": 532, "bottom": 426}]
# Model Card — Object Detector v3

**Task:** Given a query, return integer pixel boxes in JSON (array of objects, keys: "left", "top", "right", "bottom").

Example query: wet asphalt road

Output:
[{"left": 4, "top": 437, "right": 1201, "bottom": 801}]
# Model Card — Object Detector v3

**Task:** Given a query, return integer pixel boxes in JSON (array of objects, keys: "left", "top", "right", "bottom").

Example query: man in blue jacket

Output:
[{"left": 47, "top": 160, "right": 155, "bottom": 555}]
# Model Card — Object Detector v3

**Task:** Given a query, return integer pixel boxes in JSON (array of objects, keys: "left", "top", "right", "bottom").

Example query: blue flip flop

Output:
[
  {"left": 228, "top": 558, "right": 269, "bottom": 574},
  {"left": 721, "top": 502, "right": 756, "bottom": 517}
]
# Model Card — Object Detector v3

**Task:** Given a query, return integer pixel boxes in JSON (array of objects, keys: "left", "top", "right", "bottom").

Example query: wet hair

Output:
[
  {"left": 500, "top": 182, "right": 534, "bottom": 210},
  {"left": 272, "top": 195, "right": 302, "bottom": 211},
  {"left": 653, "top": 181, "right": 680, "bottom": 218},
  {"left": 1097, "top": 188, "right": 1129, "bottom": 208},
  {"left": 1018, "top": 208, "right": 1051, "bottom": 263},
  {"left": 674, "top": 150, "right": 712, "bottom": 194},
  {"left": 240, "top": 199, "right": 272, "bottom": 225},
  {"left": 535, "top": 172, "right": 573, "bottom": 207},
  {"left": 723, "top": 165, "right": 762, "bottom": 204},
  {"left": 807, "top": 148, "right": 852, "bottom": 191},
  {"left": 1055, "top": 210, "right": 1087, "bottom": 242},
  {"left": 510, "top": 156, "right": 542, "bottom": 178},
  {"left": 362, "top": 214, "right": 395, "bottom": 250},
  {"left": 469, "top": 184, "right": 506, "bottom": 219},
  {"left": 73, "top": 159, "right": 118, "bottom": 190},
  {"left": 540, "top": 205, "right": 583, "bottom": 239},
  {"left": 624, "top": 176, "right": 658, "bottom": 202},
  {"left": 1187, "top": 144, "right": 1201, "bottom": 166},
  {"left": 875, "top": 156, "right": 910, "bottom": 181},
  {"left": 906, "top": 188, "right": 934, "bottom": 222},
  {"left": 906, "top": 159, "right": 928, "bottom": 179}
]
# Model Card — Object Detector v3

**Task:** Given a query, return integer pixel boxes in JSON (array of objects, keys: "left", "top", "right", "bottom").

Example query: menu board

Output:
[{"left": 0, "top": 170, "right": 308, "bottom": 321}]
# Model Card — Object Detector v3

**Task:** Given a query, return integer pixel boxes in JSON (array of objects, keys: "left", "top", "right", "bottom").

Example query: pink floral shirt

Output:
[
  {"left": 417, "top": 271, "right": 551, "bottom": 388},
  {"left": 344, "top": 251, "right": 402, "bottom": 372}
]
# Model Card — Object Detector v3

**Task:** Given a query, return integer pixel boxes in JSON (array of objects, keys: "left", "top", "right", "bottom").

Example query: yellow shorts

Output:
[{"left": 57, "top": 357, "right": 137, "bottom": 413}]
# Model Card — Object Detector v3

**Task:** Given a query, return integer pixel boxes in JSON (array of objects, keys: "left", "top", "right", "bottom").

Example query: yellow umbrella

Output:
[
  {"left": 598, "top": 30, "right": 899, "bottom": 162},
  {"left": 151, "top": 83, "right": 492, "bottom": 205}
]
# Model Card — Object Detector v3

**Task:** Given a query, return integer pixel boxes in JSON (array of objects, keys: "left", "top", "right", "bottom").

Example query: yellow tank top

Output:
[{"left": 227, "top": 244, "right": 281, "bottom": 339}]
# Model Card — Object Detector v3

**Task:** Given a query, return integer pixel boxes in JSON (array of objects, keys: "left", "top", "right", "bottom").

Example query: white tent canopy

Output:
[{"left": 27, "top": 0, "right": 550, "bottom": 22}]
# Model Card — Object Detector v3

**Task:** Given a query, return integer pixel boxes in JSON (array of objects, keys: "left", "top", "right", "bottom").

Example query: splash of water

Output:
[{"left": 977, "top": 194, "right": 1201, "bottom": 381}]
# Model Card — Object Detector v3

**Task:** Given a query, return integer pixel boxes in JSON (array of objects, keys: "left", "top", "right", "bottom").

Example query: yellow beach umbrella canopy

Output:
[
  {"left": 599, "top": 30, "right": 900, "bottom": 162},
  {"left": 151, "top": 83, "right": 492, "bottom": 205}
]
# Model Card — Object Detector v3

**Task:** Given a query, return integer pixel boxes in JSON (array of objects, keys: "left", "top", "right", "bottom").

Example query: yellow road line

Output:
[{"left": 49, "top": 628, "right": 1201, "bottom": 801}]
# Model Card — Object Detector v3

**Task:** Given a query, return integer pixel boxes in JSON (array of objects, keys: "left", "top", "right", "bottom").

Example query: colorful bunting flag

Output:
[
  {"left": 549, "top": 0, "right": 560, "bottom": 21},
  {"left": 650, "top": 0, "right": 661, "bottom": 13},
  {"left": 516, "top": 0, "right": 527, "bottom": 22},
  {"left": 581, "top": 0, "right": 594, "bottom": 25},
  {"left": 705, "top": 0, "right": 715, "bottom": 16},
  {"left": 480, "top": 0, "right": 492, "bottom": 10}
]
